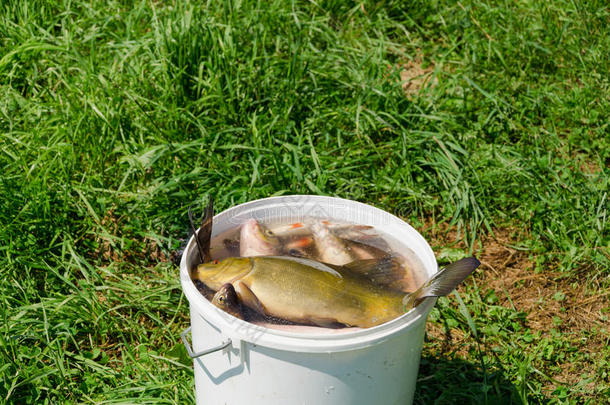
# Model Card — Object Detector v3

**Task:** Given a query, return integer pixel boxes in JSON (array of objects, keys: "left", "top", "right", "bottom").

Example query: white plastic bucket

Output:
[{"left": 180, "top": 195, "right": 438, "bottom": 405}]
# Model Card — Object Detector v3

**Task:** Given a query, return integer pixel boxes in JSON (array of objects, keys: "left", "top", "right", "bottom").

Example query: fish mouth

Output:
[
  {"left": 241, "top": 219, "right": 279, "bottom": 252},
  {"left": 196, "top": 258, "right": 254, "bottom": 289},
  {"left": 244, "top": 218, "right": 263, "bottom": 236}
]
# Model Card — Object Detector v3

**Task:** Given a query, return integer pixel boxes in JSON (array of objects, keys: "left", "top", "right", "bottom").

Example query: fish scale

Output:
[{"left": 195, "top": 256, "right": 406, "bottom": 328}]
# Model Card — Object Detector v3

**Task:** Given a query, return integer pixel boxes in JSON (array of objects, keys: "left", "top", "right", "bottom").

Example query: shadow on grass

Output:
[{"left": 414, "top": 355, "right": 542, "bottom": 405}]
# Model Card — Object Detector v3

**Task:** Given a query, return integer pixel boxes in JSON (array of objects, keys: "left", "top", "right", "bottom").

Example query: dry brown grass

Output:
[
  {"left": 422, "top": 223, "right": 608, "bottom": 394},
  {"left": 92, "top": 208, "right": 169, "bottom": 265}
]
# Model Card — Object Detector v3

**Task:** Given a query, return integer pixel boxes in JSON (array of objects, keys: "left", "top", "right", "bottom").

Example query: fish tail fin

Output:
[
  {"left": 188, "top": 197, "right": 214, "bottom": 265},
  {"left": 402, "top": 257, "right": 481, "bottom": 310}
]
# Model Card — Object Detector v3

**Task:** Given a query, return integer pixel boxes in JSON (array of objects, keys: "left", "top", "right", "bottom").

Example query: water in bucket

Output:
[{"left": 192, "top": 216, "right": 428, "bottom": 332}]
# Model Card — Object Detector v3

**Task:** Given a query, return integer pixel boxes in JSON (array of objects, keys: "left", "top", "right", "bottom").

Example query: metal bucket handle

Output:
[{"left": 181, "top": 326, "right": 232, "bottom": 359}]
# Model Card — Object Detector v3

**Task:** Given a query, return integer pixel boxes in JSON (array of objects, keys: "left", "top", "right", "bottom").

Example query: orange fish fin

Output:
[{"left": 285, "top": 236, "right": 313, "bottom": 248}]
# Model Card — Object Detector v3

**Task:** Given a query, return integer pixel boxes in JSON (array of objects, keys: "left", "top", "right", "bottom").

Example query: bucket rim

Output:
[{"left": 180, "top": 195, "right": 438, "bottom": 353}]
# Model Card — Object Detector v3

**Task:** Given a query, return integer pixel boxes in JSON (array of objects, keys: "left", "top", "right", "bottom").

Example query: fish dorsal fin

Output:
[{"left": 342, "top": 254, "right": 411, "bottom": 292}]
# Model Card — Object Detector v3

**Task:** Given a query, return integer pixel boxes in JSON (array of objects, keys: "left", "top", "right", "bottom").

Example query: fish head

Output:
[
  {"left": 284, "top": 236, "right": 315, "bottom": 258},
  {"left": 311, "top": 221, "right": 354, "bottom": 265},
  {"left": 195, "top": 257, "right": 252, "bottom": 290},
  {"left": 239, "top": 218, "right": 282, "bottom": 256},
  {"left": 211, "top": 282, "right": 239, "bottom": 308}
]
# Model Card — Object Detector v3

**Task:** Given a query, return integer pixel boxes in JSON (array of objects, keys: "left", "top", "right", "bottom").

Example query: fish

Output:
[
  {"left": 264, "top": 221, "right": 311, "bottom": 238},
  {"left": 195, "top": 255, "right": 412, "bottom": 328},
  {"left": 310, "top": 221, "right": 355, "bottom": 265},
  {"left": 187, "top": 200, "right": 478, "bottom": 328},
  {"left": 330, "top": 226, "right": 390, "bottom": 252},
  {"left": 211, "top": 283, "right": 243, "bottom": 319},
  {"left": 269, "top": 220, "right": 375, "bottom": 240},
  {"left": 195, "top": 255, "right": 480, "bottom": 328},
  {"left": 342, "top": 238, "right": 390, "bottom": 260},
  {"left": 239, "top": 218, "right": 394, "bottom": 265},
  {"left": 332, "top": 239, "right": 422, "bottom": 292},
  {"left": 282, "top": 235, "right": 315, "bottom": 258},
  {"left": 239, "top": 218, "right": 283, "bottom": 256},
  {"left": 239, "top": 218, "right": 316, "bottom": 258},
  {"left": 340, "top": 254, "right": 416, "bottom": 292},
  {"left": 309, "top": 221, "right": 393, "bottom": 265},
  {"left": 263, "top": 220, "right": 388, "bottom": 262}
]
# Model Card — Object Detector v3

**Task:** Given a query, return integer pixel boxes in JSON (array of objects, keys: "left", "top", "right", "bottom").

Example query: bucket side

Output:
[
  {"left": 190, "top": 304, "right": 429, "bottom": 405},
  {"left": 180, "top": 195, "right": 439, "bottom": 405}
]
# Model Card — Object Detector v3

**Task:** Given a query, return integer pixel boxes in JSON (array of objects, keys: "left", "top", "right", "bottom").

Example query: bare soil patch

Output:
[
  {"left": 399, "top": 52, "right": 436, "bottom": 95},
  {"left": 92, "top": 208, "right": 169, "bottom": 265},
  {"left": 421, "top": 223, "right": 608, "bottom": 393}
]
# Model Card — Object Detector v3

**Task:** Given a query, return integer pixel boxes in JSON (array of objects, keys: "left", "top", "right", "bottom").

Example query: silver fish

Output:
[{"left": 239, "top": 218, "right": 283, "bottom": 257}]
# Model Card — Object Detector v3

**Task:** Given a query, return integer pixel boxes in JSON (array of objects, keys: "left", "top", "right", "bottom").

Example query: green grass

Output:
[{"left": 1, "top": 0, "right": 608, "bottom": 403}]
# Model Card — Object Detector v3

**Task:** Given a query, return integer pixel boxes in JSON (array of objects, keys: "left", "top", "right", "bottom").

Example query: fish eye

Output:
[
  {"left": 288, "top": 249, "right": 304, "bottom": 257},
  {"left": 265, "top": 229, "right": 274, "bottom": 236},
  {"left": 218, "top": 296, "right": 224, "bottom": 302}
]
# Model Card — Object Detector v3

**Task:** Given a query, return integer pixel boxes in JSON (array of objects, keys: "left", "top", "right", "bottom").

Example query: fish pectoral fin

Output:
[
  {"left": 233, "top": 281, "right": 265, "bottom": 315},
  {"left": 308, "top": 316, "right": 343, "bottom": 328},
  {"left": 343, "top": 254, "right": 410, "bottom": 292}
]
